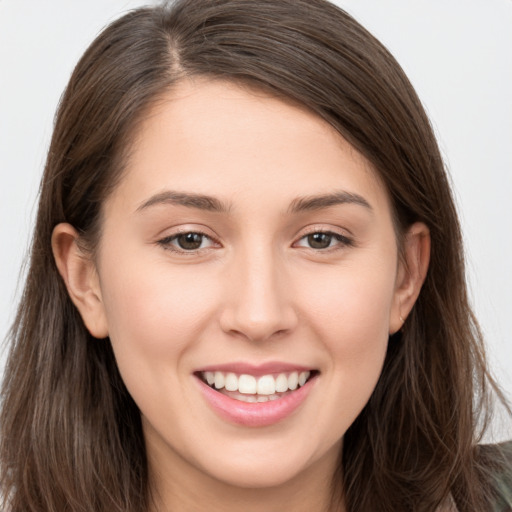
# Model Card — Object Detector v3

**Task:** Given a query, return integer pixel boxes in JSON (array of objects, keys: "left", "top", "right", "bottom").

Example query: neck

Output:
[{"left": 147, "top": 442, "right": 345, "bottom": 512}]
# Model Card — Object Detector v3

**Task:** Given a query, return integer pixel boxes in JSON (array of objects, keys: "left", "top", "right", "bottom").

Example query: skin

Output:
[{"left": 53, "top": 79, "right": 430, "bottom": 511}]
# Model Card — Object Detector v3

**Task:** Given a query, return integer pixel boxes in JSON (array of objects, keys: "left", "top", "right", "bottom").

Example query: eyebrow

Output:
[
  {"left": 136, "top": 191, "right": 231, "bottom": 213},
  {"left": 135, "top": 189, "right": 372, "bottom": 215},
  {"left": 288, "top": 191, "right": 373, "bottom": 213}
]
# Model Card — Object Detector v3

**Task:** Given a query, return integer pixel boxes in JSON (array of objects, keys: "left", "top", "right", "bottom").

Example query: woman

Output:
[{"left": 1, "top": 0, "right": 510, "bottom": 510}]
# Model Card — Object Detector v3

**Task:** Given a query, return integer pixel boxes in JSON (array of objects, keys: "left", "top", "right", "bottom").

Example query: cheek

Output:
[
  {"left": 98, "top": 254, "right": 220, "bottom": 363},
  {"left": 97, "top": 255, "right": 225, "bottom": 434},
  {"left": 300, "top": 258, "right": 395, "bottom": 346},
  {"left": 298, "top": 259, "right": 395, "bottom": 403},
  {"left": 302, "top": 273, "right": 392, "bottom": 442}
]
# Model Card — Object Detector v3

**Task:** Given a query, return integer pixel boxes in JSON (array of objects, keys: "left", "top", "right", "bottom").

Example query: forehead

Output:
[{"left": 109, "top": 78, "right": 390, "bottom": 216}]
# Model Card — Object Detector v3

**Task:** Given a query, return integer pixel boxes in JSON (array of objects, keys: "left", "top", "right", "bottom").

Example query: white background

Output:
[{"left": 1, "top": 1, "right": 511, "bottom": 437}]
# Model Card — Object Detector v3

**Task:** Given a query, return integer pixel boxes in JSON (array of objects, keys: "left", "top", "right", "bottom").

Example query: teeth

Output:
[
  {"left": 257, "top": 375, "right": 276, "bottom": 395},
  {"left": 233, "top": 393, "right": 285, "bottom": 403},
  {"left": 239, "top": 374, "right": 257, "bottom": 394},
  {"left": 225, "top": 372, "right": 238, "bottom": 391},
  {"left": 202, "top": 370, "right": 312, "bottom": 395},
  {"left": 275, "top": 373, "right": 289, "bottom": 392},
  {"left": 298, "top": 371, "right": 308, "bottom": 387},
  {"left": 214, "top": 371, "right": 225, "bottom": 389},
  {"left": 288, "top": 371, "right": 299, "bottom": 390}
]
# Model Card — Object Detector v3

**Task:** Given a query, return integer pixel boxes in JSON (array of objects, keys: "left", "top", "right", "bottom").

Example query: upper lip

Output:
[{"left": 195, "top": 361, "right": 316, "bottom": 377}]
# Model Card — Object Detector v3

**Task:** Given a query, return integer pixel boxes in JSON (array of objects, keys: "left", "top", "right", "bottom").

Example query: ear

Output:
[
  {"left": 51, "top": 223, "right": 109, "bottom": 339},
  {"left": 389, "top": 222, "right": 431, "bottom": 334}
]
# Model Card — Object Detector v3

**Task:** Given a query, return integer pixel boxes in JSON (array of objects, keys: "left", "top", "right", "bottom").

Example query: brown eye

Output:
[
  {"left": 158, "top": 231, "right": 216, "bottom": 252},
  {"left": 307, "top": 232, "right": 333, "bottom": 249},
  {"left": 176, "top": 233, "right": 205, "bottom": 250},
  {"left": 294, "top": 231, "right": 353, "bottom": 251}
]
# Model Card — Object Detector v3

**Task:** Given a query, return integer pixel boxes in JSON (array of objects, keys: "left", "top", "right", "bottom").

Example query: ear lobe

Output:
[
  {"left": 51, "top": 223, "right": 109, "bottom": 339},
  {"left": 389, "top": 222, "right": 431, "bottom": 334}
]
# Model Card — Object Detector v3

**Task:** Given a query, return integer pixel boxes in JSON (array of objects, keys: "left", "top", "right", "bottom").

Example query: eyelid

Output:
[
  {"left": 293, "top": 226, "right": 354, "bottom": 250},
  {"left": 154, "top": 224, "right": 354, "bottom": 254},
  {"left": 156, "top": 226, "right": 222, "bottom": 254}
]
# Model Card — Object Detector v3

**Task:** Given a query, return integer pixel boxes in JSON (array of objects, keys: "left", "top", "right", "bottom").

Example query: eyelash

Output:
[
  {"left": 294, "top": 229, "right": 354, "bottom": 251},
  {"left": 157, "top": 230, "right": 219, "bottom": 254},
  {"left": 156, "top": 229, "right": 353, "bottom": 254}
]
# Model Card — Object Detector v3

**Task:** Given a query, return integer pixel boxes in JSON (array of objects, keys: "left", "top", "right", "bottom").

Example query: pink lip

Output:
[
  {"left": 196, "top": 361, "right": 313, "bottom": 377},
  {"left": 195, "top": 373, "right": 317, "bottom": 428}
]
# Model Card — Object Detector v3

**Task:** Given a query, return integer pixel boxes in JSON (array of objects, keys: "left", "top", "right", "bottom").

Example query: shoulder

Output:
[{"left": 480, "top": 441, "right": 512, "bottom": 511}]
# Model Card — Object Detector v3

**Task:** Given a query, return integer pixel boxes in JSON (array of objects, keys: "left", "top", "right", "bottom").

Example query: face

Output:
[{"left": 80, "top": 80, "right": 412, "bottom": 493}]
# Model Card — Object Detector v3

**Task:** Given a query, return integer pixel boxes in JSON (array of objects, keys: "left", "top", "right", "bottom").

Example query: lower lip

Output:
[{"left": 196, "top": 376, "right": 316, "bottom": 427}]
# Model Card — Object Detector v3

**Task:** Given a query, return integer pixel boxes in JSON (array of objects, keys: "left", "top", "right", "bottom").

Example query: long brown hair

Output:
[{"left": 1, "top": 1, "right": 509, "bottom": 510}]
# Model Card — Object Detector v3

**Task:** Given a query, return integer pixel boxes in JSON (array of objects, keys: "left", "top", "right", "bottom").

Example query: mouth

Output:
[
  {"left": 195, "top": 369, "right": 319, "bottom": 403},
  {"left": 194, "top": 365, "right": 319, "bottom": 427}
]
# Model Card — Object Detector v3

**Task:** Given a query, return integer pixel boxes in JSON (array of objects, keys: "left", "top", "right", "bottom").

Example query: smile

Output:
[
  {"left": 194, "top": 366, "right": 318, "bottom": 427},
  {"left": 199, "top": 370, "right": 313, "bottom": 402}
]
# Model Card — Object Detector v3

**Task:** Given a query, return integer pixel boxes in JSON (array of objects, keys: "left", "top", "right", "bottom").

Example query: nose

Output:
[{"left": 219, "top": 247, "right": 298, "bottom": 343}]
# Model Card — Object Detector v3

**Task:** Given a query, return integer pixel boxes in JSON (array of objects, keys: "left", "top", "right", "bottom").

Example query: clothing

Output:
[{"left": 489, "top": 441, "right": 512, "bottom": 511}]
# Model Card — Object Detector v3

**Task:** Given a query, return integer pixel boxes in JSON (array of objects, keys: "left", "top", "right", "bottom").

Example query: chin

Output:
[
  {"left": 196, "top": 435, "right": 341, "bottom": 491},
  {"left": 205, "top": 457, "right": 311, "bottom": 489}
]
